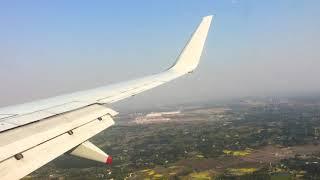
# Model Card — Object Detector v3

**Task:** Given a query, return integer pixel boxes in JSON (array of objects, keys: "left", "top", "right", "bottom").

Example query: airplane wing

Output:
[{"left": 0, "top": 15, "right": 213, "bottom": 179}]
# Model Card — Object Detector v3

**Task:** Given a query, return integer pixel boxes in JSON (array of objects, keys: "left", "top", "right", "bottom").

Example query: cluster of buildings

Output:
[{"left": 133, "top": 111, "right": 181, "bottom": 124}]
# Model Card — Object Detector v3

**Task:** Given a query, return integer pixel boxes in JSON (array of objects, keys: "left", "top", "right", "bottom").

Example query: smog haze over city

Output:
[{"left": 1, "top": 1, "right": 320, "bottom": 179}]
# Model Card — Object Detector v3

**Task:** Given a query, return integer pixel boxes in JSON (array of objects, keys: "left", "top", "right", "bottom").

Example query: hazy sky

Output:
[{"left": 0, "top": 0, "right": 319, "bottom": 109}]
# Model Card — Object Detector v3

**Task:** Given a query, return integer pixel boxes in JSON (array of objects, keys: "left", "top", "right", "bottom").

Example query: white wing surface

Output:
[{"left": 0, "top": 15, "right": 213, "bottom": 179}]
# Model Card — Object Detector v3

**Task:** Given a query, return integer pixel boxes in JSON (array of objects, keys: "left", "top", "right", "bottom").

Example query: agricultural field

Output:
[{"left": 27, "top": 97, "right": 320, "bottom": 179}]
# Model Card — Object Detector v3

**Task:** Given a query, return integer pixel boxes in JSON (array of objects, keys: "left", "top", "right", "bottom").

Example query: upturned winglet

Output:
[{"left": 169, "top": 15, "right": 213, "bottom": 74}]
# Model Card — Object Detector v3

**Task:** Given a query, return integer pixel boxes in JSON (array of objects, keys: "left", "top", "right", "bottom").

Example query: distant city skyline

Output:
[{"left": 0, "top": 0, "right": 320, "bottom": 110}]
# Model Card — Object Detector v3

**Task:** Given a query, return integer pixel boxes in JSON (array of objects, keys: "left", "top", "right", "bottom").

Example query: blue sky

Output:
[{"left": 0, "top": 0, "right": 320, "bottom": 108}]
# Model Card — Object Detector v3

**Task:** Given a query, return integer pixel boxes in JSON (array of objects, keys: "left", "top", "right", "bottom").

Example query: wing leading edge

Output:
[{"left": 0, "top": 15, "right": 213, "bottom": 179}]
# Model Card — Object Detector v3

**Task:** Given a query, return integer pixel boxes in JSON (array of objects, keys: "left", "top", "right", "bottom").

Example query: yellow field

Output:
[
  {"left": 189, "top": 171, "right": 212, "bottom": 180},
  {"left": 223, "top": 148, "right": 252, "bottom": 156},
  {"left": 226, "top": 168, "right": 257, "bottom": 176}
]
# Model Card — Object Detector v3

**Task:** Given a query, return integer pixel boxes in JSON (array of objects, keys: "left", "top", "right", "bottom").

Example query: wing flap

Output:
[
  {"left": 0, "top": 114, "right": 115, "bottom": 180},
  {"left": 0, "top": 104, "right": 117, "bottom": 163}
]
